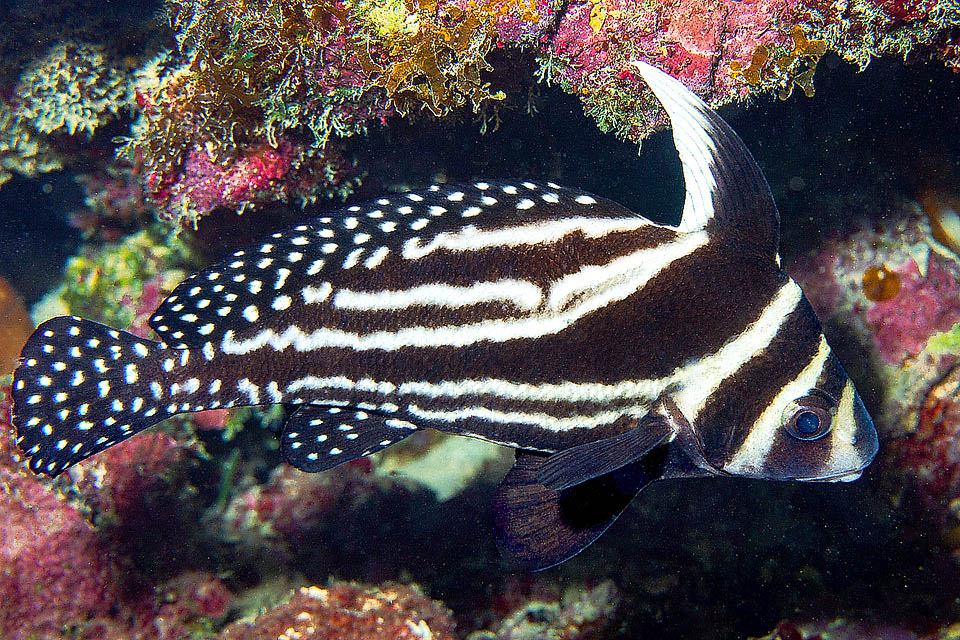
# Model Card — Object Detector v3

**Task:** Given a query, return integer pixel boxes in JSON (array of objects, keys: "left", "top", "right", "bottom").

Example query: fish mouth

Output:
[{"left": 800, "top": 469, "right": 864, "bottom": 483}]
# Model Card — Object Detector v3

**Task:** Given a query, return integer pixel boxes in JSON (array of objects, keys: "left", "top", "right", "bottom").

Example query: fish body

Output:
[{"left": 11, "top": 63, "right": 878, "bottom": 570}]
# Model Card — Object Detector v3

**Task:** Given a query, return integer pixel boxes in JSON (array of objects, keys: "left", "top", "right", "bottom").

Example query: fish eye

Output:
[
  {"left": 782, "top": 391, "right": 835, "bottom": 441},
  {"left": 794, "top": 410, "right": 821, "bottom": 435}
]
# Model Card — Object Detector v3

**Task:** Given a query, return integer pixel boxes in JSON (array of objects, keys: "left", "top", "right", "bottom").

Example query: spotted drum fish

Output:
[{"left": 11, "top": 62, "right": 878, "bottom": 570}]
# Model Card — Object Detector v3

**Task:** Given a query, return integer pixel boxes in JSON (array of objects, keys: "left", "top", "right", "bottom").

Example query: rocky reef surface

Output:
[{"left": 1, "top": 0, "right": 960, "bottom": 638}]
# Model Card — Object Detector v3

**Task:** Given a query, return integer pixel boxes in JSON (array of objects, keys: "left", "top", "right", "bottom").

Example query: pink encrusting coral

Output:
[
  {"left": 147, "top": 138, "right": 360, "bottom": 223},
  {"left": 0, "top": 426, "right": 121, "bottom": 640},
  {"left": 1, "top": 388, "right": 233, "bottom": 640},
  {"left": 221, "top": 461, "right": 391, "bottom": 544},
  {"left": 534, "top": 0, "right": 830, "bottom": 139},
  {"left": 127, "top": 571, "right": 234, "bottom": 640},
  {"left": 219, "top": 581, "right": 456, "bottom": 640},
  {"left": 71, "top": 163, "right": 154, "bottom": 241},
  {"left": 68, "top": 431, "right": 191, "bottom": 520},
  {"left": 865, "top": 259, "right": 960, "bottom": 365},
  {"left": 528, "top": 0, "right": 960, "bottom": 138}
]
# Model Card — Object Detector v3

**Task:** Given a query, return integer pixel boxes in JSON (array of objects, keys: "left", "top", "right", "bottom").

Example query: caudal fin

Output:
[{"left": 12, "top": 316, "right": 172, "bottom": 476}]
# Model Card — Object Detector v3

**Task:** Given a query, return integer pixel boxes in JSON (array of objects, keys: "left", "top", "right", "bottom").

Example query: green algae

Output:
[
  {"left": 51, "top": 226, "right": 194, "bottom": 328},
  {"left": 928, "top": 322, "right": 960, "bottom": 357}
]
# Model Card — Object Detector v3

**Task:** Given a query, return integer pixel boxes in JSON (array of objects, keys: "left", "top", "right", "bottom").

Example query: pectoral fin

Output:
[
  {"left": 536, "top": 415, "right": 672, "bottom": 491},
  {"left": 493, "top": 449, "right": 666, "bottom": 571},
  {"left": 280, "top": 405, "right": 419, "bottom": 473}
]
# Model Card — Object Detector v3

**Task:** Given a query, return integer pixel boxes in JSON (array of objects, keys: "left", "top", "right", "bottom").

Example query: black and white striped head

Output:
[
  {"left": 692, "top": 288, "right": 878, "bottom": 482},
  {"left": 631, "top": 62, "right": 878, "bottom": 483}
]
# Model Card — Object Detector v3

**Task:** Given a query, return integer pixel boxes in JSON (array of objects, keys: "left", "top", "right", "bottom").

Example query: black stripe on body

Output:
[
  {"left": 149, "top": 202, "right": 786, "bottom": 453},
  {"left": 694, "top": 294, "right": 826, "bottom": 470},
  {"left": 149, "top": 183, "right": 659, "bottom": 349}
]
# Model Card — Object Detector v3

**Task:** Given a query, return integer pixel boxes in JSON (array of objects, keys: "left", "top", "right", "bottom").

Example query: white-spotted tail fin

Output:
[
  {"left": 630, "top": 60, "right": 780, "bottom": 257},
  {"left": 12, "top": 316, "right": 171, "bottom": 476}
]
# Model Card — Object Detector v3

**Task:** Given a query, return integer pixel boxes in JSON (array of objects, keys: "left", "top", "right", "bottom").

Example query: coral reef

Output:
[
  {"left": 220, "top": 582, "right": 457, "bottom": 640},
  {"left": 0, "top": 110, "right": 64, "bottom": 188},
  {"left": 3, "top": 0, "right": 960, "bottom": 638},
  {"left": 118, "top": 0, "right": 544, "bottom": 224},
  {"left": 16, "top": 43, "right": 128, "bottom": 139},
  {"left": 2, "top": 0, "right": 956, "bottom": 222},
  {"left": 538, "top": 0, "right": 959, "bottom": 141},
  {"left": 803, "top": 0, "right": 960, "bottom": 70},
  {"left": 789, "top": 200, "right": 960, "bottom": 440},
  {"left": 468, "top": 579, "right": 620, "bottom": 640},
  {"left": 147, "top": 137, "right": 360, "bottom": 223},
  {"left": 541, "top": 0, "right": 807, "bottom": 138},
  {"left": 0, "top": 427, "right": 121, "bottom": 640},
  {"left": 888, "top": 364, "right": 960, "bottom": 554},
  {"left": 0, "top": 42, "right": 131, "bottom": 188},
  {"left": 35, "top": 227, "right": 194, "bottom": 331},
  {"left": 71, "top": 163, "right": 154, "bottom": 240},
  {"left": 220, "top": 460, "right": 395, "bottom": 548},
  {"left": 729, "top": 26, "right": 829, "bottom": 101},
  {"left": 69, "top": 431, "right": 193, "bottom": 523},
  {"left": 788, "top": 195, "right": 960, "bottom": 564},
  {"left": 0, "top": 386, "right": 231, "bottom": 640}
]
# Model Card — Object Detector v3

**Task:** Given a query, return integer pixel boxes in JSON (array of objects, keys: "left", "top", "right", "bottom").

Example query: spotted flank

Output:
[{"left": 11, "top": 61, "right": 878, "bottom": 571}]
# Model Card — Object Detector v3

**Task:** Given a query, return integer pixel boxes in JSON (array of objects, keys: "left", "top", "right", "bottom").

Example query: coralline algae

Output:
[{"left": 2, "top": 0, "right": 958, "bottom": 226}]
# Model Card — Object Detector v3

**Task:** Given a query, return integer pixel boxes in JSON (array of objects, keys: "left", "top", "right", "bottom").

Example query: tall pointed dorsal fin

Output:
[{"left": 630, "top": 61, "right": 780, "bottom": 258}]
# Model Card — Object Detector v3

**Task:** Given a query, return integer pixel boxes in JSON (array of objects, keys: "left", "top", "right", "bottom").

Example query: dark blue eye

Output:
[
  {"left": 782, "top": 398, "right": 833, "bottom": 441},
  {"left": 795, "top": 411, "right": 820, "bottom": 435}
]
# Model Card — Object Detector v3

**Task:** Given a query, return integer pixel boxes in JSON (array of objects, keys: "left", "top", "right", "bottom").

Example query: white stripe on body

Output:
[
  {"left": 401, "top": 216, "right": 658, "bottom": 261},
  {"left": 724, "top": 335, "right": 831, "bottom": 474},
  {"left": 334, "top": 279, "right": 544, "bottom": 312},
  {"left": 671, "top": 281, "right": 803, "bottom": 421},
  {"left": 221, "top": 231, "right": 708, "bottom": 354},
  {"left": 268, "top": 281, "right": 801, "bottom": 439}
]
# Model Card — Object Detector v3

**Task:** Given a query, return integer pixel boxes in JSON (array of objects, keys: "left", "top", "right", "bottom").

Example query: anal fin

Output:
[
  {"left": 493, "top": 449, "right": 666, "bottom": 571},
  {"left": 536, "top": 415, "right": 672, "bottom": 491},
  {"left": 280, "top": 405, "right": 419, "bottom": 473}
]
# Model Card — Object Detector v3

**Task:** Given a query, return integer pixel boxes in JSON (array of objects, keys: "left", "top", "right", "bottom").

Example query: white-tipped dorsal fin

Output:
[{"left": 630, "top": 60, "right": 780, "bottom": 258}]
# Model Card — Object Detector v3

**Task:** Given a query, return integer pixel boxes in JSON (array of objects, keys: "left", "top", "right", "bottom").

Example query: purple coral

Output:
[
  {"left": 222, "top": 461, "right": 384, "bottom": 543},
  {"left": 69, "top": 431, "right": 191, "bottom": 520},
  {"left": 0, "top": 423, "right": 121, "bottom": 640},
  {"left": 866, "top": 259, "right": 960, "bottom": 365},
  {"left": 148, "top": 138, "right": 358, "bottom": 222},
  {"left": 1, "top": 389, "right": 232, "bottom": 640}
]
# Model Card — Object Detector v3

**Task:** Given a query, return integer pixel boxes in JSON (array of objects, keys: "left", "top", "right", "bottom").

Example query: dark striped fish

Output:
[{"left": 11, "top": 62, "right": 878, "bottom": 571}]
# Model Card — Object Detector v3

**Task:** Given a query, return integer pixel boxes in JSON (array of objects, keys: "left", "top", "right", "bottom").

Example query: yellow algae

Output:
[
  {"left": 730, "top": 26, "right": 828, "bottom": 99},
  {"left": 590, "top": 0, "right": 607, "bottom": 33}
]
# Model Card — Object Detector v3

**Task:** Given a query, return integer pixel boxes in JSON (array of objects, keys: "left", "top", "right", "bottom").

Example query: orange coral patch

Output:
[
  {"left": 0, "top": 275, "right": 33, "bottom": 375},
  {"left": 862, "top": 265, "right": 902, "bottom": 302}
]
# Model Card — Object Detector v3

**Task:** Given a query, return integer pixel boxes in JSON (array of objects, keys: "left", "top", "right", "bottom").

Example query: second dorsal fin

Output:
[{"left": 630, "top": 61, "right": 781, "bottom": 260}]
